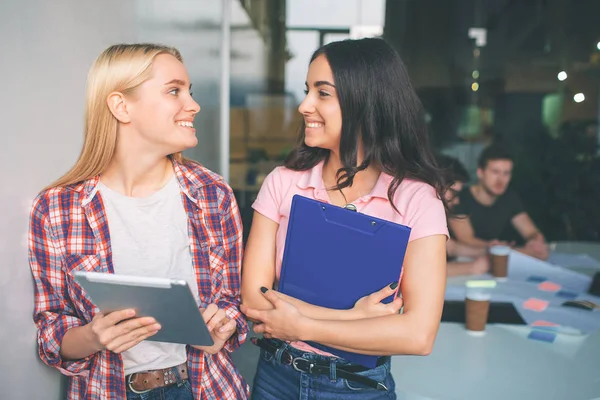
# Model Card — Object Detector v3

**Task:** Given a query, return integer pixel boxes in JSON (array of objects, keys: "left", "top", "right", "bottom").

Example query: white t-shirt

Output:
[{"left": 98, "top": 175, "right": 199, "bottom": 375}]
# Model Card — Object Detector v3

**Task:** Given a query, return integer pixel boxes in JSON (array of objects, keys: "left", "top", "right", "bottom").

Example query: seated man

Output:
[
  {"left": 448, "top": 144, "right": 549, "bottom": 260},
  {"left": 437, "top": 154, "right": 490, "bottom": 276}
]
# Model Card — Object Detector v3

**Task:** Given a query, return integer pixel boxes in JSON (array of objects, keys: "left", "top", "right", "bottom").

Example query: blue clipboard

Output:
[{"left": 278, "top": 195, "right": 412, "bottom": 368}]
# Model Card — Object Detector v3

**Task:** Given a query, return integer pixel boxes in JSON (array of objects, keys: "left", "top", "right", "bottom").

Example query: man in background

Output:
[
  {"left": 448, "top": 144, "right": 548, "bottom": 260},
  {"left": 437, "top": 154, "right": 490, "bottom": 276}
]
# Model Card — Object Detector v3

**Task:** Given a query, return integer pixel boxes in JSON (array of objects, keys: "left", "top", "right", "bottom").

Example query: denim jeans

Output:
[
  {"left": 251, "top": 340, "right": 396, "bottom": 400},
  {"left": 126, "top": 378, "right": 193, "bottom": 400}
]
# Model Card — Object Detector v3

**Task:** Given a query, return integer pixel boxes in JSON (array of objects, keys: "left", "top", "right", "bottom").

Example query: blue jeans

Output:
[
  {"left": 126, "top": 379, "right": 193, "bottom": 400},
  {"left": 251, "top": 340, "right": 396, "bottom": 400}
]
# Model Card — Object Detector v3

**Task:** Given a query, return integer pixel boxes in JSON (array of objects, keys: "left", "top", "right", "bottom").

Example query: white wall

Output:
[
  {"left": 285, "top": 0, "right": 386, "bottom": 103},
  {"left": 133, "top": 0, "right": 268, "bottom": 170},
  {"left": 134, "top": 0, "right": 224, "bottom": 171},
  {"left": 0, "top": 1, "right": 225, "bottom": 398}
]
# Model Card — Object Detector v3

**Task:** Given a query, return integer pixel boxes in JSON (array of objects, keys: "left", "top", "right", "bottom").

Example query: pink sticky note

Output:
[
  {"left": 523, "top": 298, "right": 549, "bottom": 312},
  {"left": 531, "top": 320, "right": 559, "bottom": 327},
  {"left": 538, "top": 281, "right": 561, "bottom": 292}
]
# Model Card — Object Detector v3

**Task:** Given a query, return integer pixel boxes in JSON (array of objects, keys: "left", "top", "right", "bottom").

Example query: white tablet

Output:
[{"left": 74, "top": 271, "right": 214, "bottom": 347}]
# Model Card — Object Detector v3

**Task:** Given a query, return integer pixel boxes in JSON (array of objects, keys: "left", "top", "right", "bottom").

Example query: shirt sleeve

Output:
[
  {"left": 450, "top": 187, "right": 470, "bottom": 216},
  {"left": 404, "top": 184, "right": 449, "bottom": 242},
  {"left": 507, "top": 189, "right": 525, "bottom": 218},
  {"left": 217, "top": 185, "right": 249, "bottom": 352},
  {"left": 29, "top": 195, "right": 92, "bottom": 376},
  {"left": 251, "top": 168, "right": 283, "bottom": 223}
]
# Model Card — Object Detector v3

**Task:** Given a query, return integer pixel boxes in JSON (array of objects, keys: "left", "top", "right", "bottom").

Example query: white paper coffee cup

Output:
[{"left": 489, "top": 245, "right": 510, "bottom": 256}]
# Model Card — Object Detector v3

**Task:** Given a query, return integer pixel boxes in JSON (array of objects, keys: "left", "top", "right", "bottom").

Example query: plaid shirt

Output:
[{"left": 29, "top": 159, "right": 250, "bottom": 399}]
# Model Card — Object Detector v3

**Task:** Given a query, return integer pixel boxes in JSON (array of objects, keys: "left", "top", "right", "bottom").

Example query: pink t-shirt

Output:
[{"left": 252, "top": 161, "right": 448, "bottom": 355}]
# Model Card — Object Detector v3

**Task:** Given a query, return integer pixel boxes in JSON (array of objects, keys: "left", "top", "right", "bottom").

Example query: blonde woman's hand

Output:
[
  {"left": 88, "top": 309, "right": 161, "bottom": 354},
  {"left": 192, "top": 304, "right": 237, "bottom": 355}
]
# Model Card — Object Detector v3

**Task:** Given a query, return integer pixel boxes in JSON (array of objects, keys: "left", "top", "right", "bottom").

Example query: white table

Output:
[
  {"left": 392, "top": 246, "right": 600, "bottom": 400},
  {"left": 392, "top": 322, "right": 600, "bottom": 400}
]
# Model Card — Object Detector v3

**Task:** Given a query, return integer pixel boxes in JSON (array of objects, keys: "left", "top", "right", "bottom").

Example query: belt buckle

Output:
[
  {"left": 292, "top": 357, "right": 315, "bottom": 374},
  {"left": 126, "top": 374, "right": 153, "bottom": 395},
  {"left": 281, "top": 350, "right": 293, "bottom": 366}
]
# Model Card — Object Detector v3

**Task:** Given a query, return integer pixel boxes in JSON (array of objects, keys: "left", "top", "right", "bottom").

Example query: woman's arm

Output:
[
  {"left": 207, "top": 188, "right": 249, "bottom": 352},
  {"left": 277, "top": 284, "right": 403, "bottom": 320},
  {"left": 61, "top": 311, "right": 160, "bottom": 359},
  {"left": 447, "top": 238, "right": 487, "bottom": 258},
  {"left": 448, "top": 216, "right": 491, "bottom": 248},
  {"left": 30, "top": 196, "right": 94, "bottom": 375},
  {"left": 241, "top": 212, "right": 279, "bottom": 312},
  {"left": 446, "top": 256, "right": 490, "bottom": 277},
  {"left": 30, "top": 196, "right": 160, "bottom": 369},
  {"left": 246, "top": 234, "right": 447, "bottom": 356},
  {"left": 241, "top": 212, "right": 402, "bottom": 321}
]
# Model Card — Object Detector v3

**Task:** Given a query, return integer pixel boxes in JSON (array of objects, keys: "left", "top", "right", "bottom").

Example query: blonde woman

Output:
[{"left": 28, "top": 44, "right": 249, "bottom": 399}]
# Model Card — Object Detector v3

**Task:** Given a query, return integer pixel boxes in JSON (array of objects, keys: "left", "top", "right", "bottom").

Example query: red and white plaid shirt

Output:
[{"left": 29, "top": 159, "right": 250, "bottom": 399}]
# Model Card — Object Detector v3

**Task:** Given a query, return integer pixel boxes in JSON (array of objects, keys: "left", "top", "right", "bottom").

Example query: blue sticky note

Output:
[
  {"left": 556, "top": 290, "right": 578, "bottom": 300},
  {"left": 527, "top": 275, "right": 547, "bottom": 283},
  {"left": 528, "top": 330, "right": 557, "bottom": 343}
]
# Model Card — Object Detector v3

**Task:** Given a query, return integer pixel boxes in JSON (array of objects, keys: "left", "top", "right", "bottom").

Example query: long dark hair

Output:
[{"left": 284, "top": 37, "right": 448, "bottom": 211}]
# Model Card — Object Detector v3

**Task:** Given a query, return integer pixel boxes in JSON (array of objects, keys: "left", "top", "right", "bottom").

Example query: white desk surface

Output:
[
  {"left": 393, "top": 246, "right": 600, "bottom": 400},
  {"left": 392, "top": 322, "right": 600, "bottom": 400}
]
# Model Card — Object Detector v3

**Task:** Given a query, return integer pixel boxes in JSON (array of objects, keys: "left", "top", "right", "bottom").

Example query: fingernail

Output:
[
  {"left": 127, "top": 309, "right": 135, "bottom": 317},
  {"left": 260, "top": 286, "right": 268, "bottom": 293},
  {"left": 389, "top": 281, "right": 399, "bottom": 290}
]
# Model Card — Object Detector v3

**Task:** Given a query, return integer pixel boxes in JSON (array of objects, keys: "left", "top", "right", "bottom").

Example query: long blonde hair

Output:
[{"left": 47, "top": 43, "right": 187, "bottom": 190}]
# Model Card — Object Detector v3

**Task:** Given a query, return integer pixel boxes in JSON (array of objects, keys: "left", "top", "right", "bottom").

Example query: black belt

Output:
[{"left": 251, "top": 337, "right": 389, "bottom": 391}]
